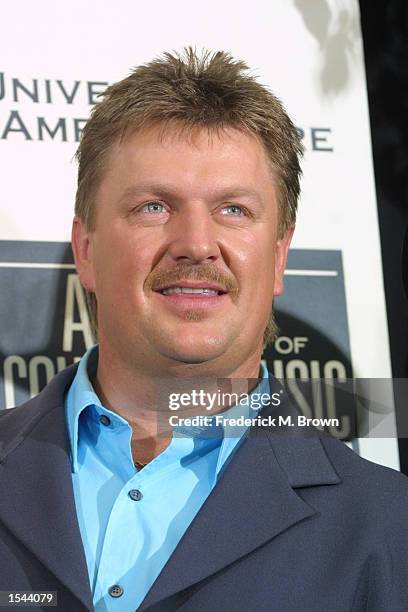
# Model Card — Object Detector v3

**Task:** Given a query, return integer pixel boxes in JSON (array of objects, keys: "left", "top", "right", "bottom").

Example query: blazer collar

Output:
[
  {"left": 0, "top": 361, "right": 340, "bottom": 611},
  {"left": 263, "top": 375, "right": 341, "bottom": 488}
]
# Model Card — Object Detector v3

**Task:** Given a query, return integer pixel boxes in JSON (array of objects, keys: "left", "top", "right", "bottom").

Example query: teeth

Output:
[{"left": 161, "top": 287, "right": 219, "bottom": 296}]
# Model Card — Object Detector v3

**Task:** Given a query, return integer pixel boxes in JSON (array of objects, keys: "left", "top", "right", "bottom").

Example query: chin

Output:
[{"left": 158, "top": 333, "right": 229, "bottom": 365}]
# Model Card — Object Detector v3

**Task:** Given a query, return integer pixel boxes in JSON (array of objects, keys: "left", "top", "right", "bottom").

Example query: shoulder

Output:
[
  {"left": 319, "top": 437, "right": 408, "bottom": 607},
  {"left": 320, "top": 433, "right": 408, "bottom": 513},
  {"left": 0, "top": 363, "right": 78, "bottom": 460}
]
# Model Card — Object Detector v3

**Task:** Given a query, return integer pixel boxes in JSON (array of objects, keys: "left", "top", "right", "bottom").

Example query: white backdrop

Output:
[{"left": 0, "top": 0, "right": 398, "bottom": 468}]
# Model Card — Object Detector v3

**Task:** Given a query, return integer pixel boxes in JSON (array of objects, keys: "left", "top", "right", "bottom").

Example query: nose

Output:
[{"left": 166, "top": 203, "right": 220, "bottom": 263}]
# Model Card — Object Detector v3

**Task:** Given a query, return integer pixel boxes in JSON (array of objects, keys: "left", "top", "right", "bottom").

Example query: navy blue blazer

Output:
[{"left": 1, "top": 363, "right": 408, "bottom": 611}]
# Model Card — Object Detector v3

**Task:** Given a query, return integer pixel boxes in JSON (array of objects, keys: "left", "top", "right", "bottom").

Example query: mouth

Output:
[
  {"left": 154, "top": 281, "right": 227, "bottom": 296},
  {"left": 160, "top": 287, "right": 226, "bottom": 296},
  {"left": 153, "top": 282, "right": 229, "bottom": 311}
]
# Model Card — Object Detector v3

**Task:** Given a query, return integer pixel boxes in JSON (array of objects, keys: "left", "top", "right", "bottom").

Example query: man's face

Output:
[{"left": 73, "top": 124, "right": 293, "bottom": 373}]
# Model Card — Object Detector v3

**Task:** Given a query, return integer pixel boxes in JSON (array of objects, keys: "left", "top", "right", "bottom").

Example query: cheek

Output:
[
  {"left": 232, "top": 233, "right": 276, "bottom": 289},
  {"left": 91, "top": 233, "right": 141, "bottom": 295}
]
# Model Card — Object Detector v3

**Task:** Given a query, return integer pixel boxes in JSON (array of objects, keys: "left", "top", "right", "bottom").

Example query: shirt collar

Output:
[
  {"left": 213, "top": 362, "right": 270, "bottom": 478},
  {"left": 65, "top": 345, "right": 113, "bottom": 472}
]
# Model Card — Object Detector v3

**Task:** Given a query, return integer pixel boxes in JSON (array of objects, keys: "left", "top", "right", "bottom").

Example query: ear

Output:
[
  {"left": 273, "top": 225, "right": 295, "bottom": 296},
  {"left": 71, "top": 216, "right": 96, "bottom": 293}
]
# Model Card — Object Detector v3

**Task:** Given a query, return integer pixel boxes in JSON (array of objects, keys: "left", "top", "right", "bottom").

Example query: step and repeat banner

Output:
[{"left": 0, "top": 0, "right": 399, "bottom": 469}]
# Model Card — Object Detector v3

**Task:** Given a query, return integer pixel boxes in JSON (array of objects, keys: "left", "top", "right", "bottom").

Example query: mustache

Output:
[{"left": 145, "top": 263, "right": 239, "bottom": 301}]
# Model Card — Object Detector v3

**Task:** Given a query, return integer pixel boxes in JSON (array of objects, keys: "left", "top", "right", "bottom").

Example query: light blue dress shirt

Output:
[{"left": 65, "top": 346, "right": 271, "bottom": 611}]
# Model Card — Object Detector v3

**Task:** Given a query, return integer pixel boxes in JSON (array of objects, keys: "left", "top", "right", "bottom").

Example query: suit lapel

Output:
[
  {"left": 139, "top": 380, "right": 341, "bottom": 610},
  {"left": 0, "top": 365, "right": 93, "bottom": 611}
]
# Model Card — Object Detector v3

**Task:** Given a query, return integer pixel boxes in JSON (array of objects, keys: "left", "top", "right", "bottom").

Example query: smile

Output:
[
  {"left": 153, "top": 284, "right": 229, "bottom": 312},
  {"left": 161, "top": 287, "right": 222, "bottom": 296}
]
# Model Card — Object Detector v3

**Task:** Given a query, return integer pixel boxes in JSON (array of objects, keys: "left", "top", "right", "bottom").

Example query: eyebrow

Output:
[{"left": 118, "top": 184, "right": 265, "bottom": 207}]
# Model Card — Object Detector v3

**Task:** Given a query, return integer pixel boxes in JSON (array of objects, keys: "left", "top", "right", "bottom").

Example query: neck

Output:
[{"left": 93, "top": 339, "right": 263, "bottom": 466}]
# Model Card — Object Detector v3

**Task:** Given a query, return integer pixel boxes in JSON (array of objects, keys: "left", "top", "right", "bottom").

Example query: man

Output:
[{"left": 1, "top": 48, "right": 408, "bottom": 612}]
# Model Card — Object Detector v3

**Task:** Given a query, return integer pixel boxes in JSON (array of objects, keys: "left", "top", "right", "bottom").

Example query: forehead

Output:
[{"left": 99, "top": 122, "right": 277, "bottom": 197}]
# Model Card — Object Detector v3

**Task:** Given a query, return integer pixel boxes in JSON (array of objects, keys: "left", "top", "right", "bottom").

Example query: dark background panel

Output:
[{"left": 359, "top": 1, "right": 408, "bottom": 473}]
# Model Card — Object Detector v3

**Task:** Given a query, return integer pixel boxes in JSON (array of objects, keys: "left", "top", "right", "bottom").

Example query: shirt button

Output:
[
  {"left": 128, "top": 489, "right": 143, "bottom": 501},
  {"left": 108, "top": 585, "right": 124, "bottom": 598},
  {"left": 99, "top": 414, "right": 111, "bottom": 426}
]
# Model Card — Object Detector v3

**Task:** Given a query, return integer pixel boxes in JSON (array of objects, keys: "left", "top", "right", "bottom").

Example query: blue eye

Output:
[
  {"left": 221, "top": 205, "right": 245, "bottom": 216},
  {"left": 142, "top": 201, "right": 165, "bottom": 213}
]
